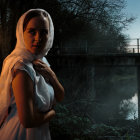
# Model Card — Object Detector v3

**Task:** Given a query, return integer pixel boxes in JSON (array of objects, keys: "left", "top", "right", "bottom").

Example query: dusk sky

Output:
[{"left": 123, "top": 0, "right": 140, "bottom": 39}]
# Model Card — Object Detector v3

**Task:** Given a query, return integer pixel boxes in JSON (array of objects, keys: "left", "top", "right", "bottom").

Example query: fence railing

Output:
[
  {"left": 55, "top": 38, "right": 140, "bottom": 55},
  {"left": 125, "top": 38, "right": 140, "bottom": 53}
]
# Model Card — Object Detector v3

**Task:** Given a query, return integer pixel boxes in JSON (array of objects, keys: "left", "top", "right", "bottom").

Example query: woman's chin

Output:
[{"left": 29, "top": 48, "right": 40, "bottom": 55}]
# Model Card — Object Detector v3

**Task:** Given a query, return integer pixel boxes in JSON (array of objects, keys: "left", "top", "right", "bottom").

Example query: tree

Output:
[{"left": 55, "top": 0, "right": 135, "bottom": 54}]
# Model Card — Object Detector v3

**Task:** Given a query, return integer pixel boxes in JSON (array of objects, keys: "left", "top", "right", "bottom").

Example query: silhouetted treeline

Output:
[{"left": 0, "top": 0, "right": 135, "bottom": 59}]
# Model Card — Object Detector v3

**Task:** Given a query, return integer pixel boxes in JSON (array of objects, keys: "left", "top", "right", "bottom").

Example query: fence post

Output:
[
  {"left": 137, "top": 39, "right": 139, "bottom": 53},
  {"left": 133, "top": 48, "right": 135, "bottom": 53},
  {"left": 85, "top": 40, "right": 87, "bottom": 54},
  {"left": 137, "top": 66, "right": 140, "bottom": 123}
]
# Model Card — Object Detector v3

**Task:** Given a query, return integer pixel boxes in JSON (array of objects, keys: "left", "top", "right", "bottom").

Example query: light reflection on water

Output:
[{"left": 120, "top": 93, "right": 138, "bottom": 120}]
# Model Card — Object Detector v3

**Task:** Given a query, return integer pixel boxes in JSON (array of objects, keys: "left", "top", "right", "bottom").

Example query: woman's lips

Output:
[{"left": 32, "top": 45, "right": 41, "bottom": 48}]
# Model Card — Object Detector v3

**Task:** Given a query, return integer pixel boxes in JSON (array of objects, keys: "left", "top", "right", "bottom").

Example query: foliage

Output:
[
  {"left": 58, "top": 0, "right": 134, "bottom": 29},
  {"left": 56, "top": 0, "right": 135, "bottom": 54},
  {"left": 50, "top": 104, "right": 92, "bottom": 140},
  {"left": 50, "top": 104, "right": 140, "bottom": 140}
]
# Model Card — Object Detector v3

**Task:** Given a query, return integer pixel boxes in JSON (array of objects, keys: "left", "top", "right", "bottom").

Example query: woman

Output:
[{"left": 0, "top": 9, "right": 64, "bottom": 140}]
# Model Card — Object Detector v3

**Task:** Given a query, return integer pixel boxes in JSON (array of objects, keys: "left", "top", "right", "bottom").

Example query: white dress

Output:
[{"left": 0, "top": 58, "right": 55, "bottom": 140}]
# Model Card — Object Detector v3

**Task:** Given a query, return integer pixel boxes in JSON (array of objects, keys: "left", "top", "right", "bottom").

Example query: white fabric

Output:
[
  {"left": 0, "top": 60, "right": 54, "bottom": 140},
  {"left": 0, "top": 8, "right": 54, "bottom": 126}
]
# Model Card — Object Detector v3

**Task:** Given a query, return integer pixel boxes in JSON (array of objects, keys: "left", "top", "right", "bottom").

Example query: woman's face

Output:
[{"left": 23, "top": 16, "right": 49, "bottom": 55}]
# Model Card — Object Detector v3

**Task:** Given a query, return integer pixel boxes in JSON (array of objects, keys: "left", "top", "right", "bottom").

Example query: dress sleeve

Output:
[
  {"left": 12, "top": 61, "right": 34, "bottom": 82},
  {"left": 42, "top": 57, "right": 50, "bottom": 67}
]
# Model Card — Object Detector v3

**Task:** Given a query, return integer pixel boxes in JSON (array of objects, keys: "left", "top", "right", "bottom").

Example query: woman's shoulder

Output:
[{"left": 12, "top": 60, "right": 35, "bottom": 81}]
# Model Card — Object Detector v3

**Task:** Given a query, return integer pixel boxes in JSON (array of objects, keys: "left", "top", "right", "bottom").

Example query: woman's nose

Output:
[{"left": 35, "top": 32, "right": 41, "bottom": 41}]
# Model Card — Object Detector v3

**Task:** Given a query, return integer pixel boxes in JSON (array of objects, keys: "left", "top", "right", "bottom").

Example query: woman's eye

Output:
[
  {"left": 41, "top": 30, "right": 48, "bottom": 35},
  {"left": 28, "top": 30, "right": 36, "bottom": 35}
]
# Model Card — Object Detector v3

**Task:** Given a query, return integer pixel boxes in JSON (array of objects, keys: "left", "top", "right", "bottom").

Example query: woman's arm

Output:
[
  {"left": 12, "top": 70, "right": 55, "bottom": 128},
  {"left": 49, "top": 72, "right": 65, "bottom": 102},
  {"left": 33, "top": 60, "right": 65, "bottom": 102}
]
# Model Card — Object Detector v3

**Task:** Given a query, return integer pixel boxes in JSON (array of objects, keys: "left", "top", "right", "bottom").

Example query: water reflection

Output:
[{"left": 120, "top": 93, "right": 138, "bottom": 120}]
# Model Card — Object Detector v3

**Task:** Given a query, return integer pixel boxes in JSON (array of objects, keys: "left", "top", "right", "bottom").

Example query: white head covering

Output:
[{"left": 0, "top": 9, "right": 54, "bottom": 124}]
